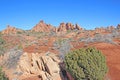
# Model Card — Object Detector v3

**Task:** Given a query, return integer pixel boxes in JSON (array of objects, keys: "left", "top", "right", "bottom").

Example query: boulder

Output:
[
  {"left": 41, "top": 55, "right": 60, "bottom": 75},
  {"left": 17, "top": 52, "right": 62, "bottom": 80}
]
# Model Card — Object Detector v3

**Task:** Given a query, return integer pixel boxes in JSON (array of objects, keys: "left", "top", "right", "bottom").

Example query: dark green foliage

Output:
[
  {"left": 64, "top": 47, "right": 108, "bottom": 80},
  {"left": 0, "top": 67, "right": 8, "bottom": 80}
]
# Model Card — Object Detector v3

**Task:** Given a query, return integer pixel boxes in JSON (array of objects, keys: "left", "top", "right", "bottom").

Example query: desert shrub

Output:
[
  {"left": 81, "top": 33, "right": 115, "bottom": 44},
  {"left": 93, "top": 34, "right": 113, "bottom": 43},
  {"left": 53, "top": 39, "right": 72, "bottom": 60},
  {"left": 111, "top": 29, "right": 120, "bottom": 38},
  {"left": 79, "top": 37, "right": 86, "bottom": 42},
  {"left": 17, "top": 31, "right": 22, "bottom": 34},
  {"left": 49, "top": 29, "right": 57, "bottom": 37},
  {"left": 117, "top": 24, "right": 120, "bottom": 30},
  {"left": 0, "top": 37, "right": 5, "bottom": 45},
  {"left": 3, "top": 48, "right": 23, "bottom": 68},
  {"left": 0, "top": 67, "right": 8, "bottom": 80},
  {"left": 64, "top": 47, "right": 108, "bottom": 80},
  {"left": 0, "top": 34, "right": 6, "bottom": 55},
  {"left": 67, "top": 30, "right": 72, "bottom": 33},
  {"left": 18, "top": 44, "right": 23, "bottom": 50}
]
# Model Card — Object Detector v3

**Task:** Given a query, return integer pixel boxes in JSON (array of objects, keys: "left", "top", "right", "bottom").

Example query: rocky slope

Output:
[
  {"left": 0, "top": 21, "right": 120, "bottom": 80},
  {"left": 18, "top": 52, "right": 62, "bottom": 80},
  {"left": 2, "top": 25, "right": 17, "bottom": 34},
  {"left": 1, "top": 51, "right": 63, "bottom": 80},
  {"left": 31, "top": 20, "right": 54, "bottom": 32},
  {"left": 1, "top": 25, "right": 22, "bottom": 34}
]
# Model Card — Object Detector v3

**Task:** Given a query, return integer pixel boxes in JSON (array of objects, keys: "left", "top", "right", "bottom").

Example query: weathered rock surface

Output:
[
  {"left": 31, "top": 20, "right": 54, "bottom": 32},
  {"left": 117, "top": 24, "right": 120, "bottom": 30},
  {"left": 57, "top": 23, "right": 67, "bottom": 32},
  {"left": 1, "top": 25, "right": 22, "bottom": 34},
  {"left": 17, "top": 52, "right": 62, "bottom": 80},
  {"left": 31, "top": 21, "right": 83, "bottom": 33},
  {"left": 57, "top": 23, "right": 83, "bottom": 32},
  {"left": 95, "top": 26, "right": 115, "bottom": 33},
  {"left": 107, "top": 26, "right": 115, "bottom": 31},
  {"left": 2, "top": 25, "right": 17, "bottom": 34},
  {"left": 95, "top": 27, "right": 106, "bottom": 33}
]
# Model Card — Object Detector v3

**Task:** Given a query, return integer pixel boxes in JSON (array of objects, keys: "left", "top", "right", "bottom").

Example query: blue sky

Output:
[{"left": 0, "top": 0, "right": 120, "bottom": 31}]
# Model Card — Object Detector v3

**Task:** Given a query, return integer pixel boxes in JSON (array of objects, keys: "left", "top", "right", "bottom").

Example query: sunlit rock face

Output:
[
  {"left": 17, "top": 52, "right": 62, "bottom": 80},
  {"left": 31, "top": 20, "right": 54, "bottom": 32}
]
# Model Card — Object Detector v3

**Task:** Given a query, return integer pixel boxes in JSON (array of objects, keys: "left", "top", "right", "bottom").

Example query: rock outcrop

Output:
[
  {"left": 57, "top": 23, "right": 83, "bottom": 32},
  {"left": 117, "top": 24, "right": 120, "bottom": 30},
  {"left": 107, "top": 26, "right": 115, "bottom": 31},
  {"left": 95, "top": 27, "right": 106, "bottom": 33},
  {"left": 2, "top": 25, "right": 18, "bottom": 34},
  {"left": 95, "top": 26, "right": 116, "bottom": 33},
  {"left": 17, "top": 52, "right": 62, "bottom": 80},
  {"left": 31, "top": 20, "right": 54, "bottom": 32},
  {"left": 32, "top": 21, "right": 83, "bottom": 33},
  {"left": 75, "top": 24, "right": 83, "bottom": 30},
  {"left": 57, "top": 23, "right": 67, "bottom": 32}
]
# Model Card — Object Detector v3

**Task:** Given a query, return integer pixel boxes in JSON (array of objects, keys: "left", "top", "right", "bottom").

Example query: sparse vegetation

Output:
[
  {"left": 49, "top": 30, "right": 57, "bottom": 37},
  {"left": 64, "top": 47, "right": 108, "bottom": 80},
  {"left": 53, "top": 38, "right": 72, "bottom": 60},
  {"left": 3, "top": 48, "right": 23, "bottom": 68},
  {"left": 67, "top": 30, "right": 72, "bottom": 33},
  {"left": 17, "top": 31, "right": 22, "bottom": 34},
  {"left": 0, "top": 67, "right": 8, "bottom": 80},
  {"left": 111, "top": 29, "right": 120, "bottom": 38},
  {"left": 80, "top": 33, "right": 116, "bottom": 44},
  {"left": 18, "top": 43, "right": 23, "bottom": 50},
  {"left": 0, "top": 21, "right": 120, "bottom": 80},
  {"left": 0, "top": 33, "right": 6, "bottom": 55}
]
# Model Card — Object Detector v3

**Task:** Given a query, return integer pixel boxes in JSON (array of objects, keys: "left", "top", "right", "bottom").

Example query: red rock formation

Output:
[
  {"left": 53, "top": 27, "right": 58, "bottom": 33},
  {"left": 32, "top": 21, "right": 83, "bottom": 33},
  {"left": 107, "top": 26, "right": 115, "bottom": 31},
  {"left": 95, "top": 27, "right": 106, "bottom": 33},
  {"left": 57, "top": 23, "right": 67, "bottom": 32},
  {"left": 75, "top": 24, "right": 83, "bottom": 30},
  {"left": 2, "top": 25, "right": 18, "bottom": 34},
  {"left": 57, "top": 23, "right": 83, "bottom": 32},
  {"left": 95, "top": 26, "right": 115, "bottom": 33},
  {"left": 31, "top": 20, "right": 53, "bottom": 32},
  {"left": 117, "top": 24, "right": 120, "bottom": 30},
  {"left": 66, "top": 23, "right": 74, "bottom": 30}
]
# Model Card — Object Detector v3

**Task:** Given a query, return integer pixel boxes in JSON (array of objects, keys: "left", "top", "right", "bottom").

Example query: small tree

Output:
[{"left": 64, "top": 47, "right": 108, "bottom": 80}]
